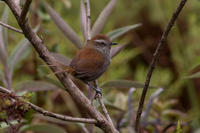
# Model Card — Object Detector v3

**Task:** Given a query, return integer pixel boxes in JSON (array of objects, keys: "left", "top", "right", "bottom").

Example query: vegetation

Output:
[{"left": 0, "top": 0, "right": 199, "bottom": 132}]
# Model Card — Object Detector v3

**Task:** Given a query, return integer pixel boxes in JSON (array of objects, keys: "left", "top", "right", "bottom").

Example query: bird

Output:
[{"left": 56, "top": 34, "right": 117, "bottom": 94}]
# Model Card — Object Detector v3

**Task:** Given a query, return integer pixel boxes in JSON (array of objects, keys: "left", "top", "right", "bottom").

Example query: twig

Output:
[
  {"left": 28, "top": 102, "right": 97, "bottom": 124},
  {"left": 82, "top": 125, "right": 90, "bottom": 133},
  {"left": 96, "top": 94, "right": 115, "bottom": 128},
  {"left": 0, "top": 86, "right": 97, "bottom": 124},
  {"left": 20, "top": 0, "right": 32, "bottom": 23},
  {"left": 0, "top": 21, "right": 23, "bottom": 33},
  {"left": 84, "top": 0, "right": 91, "bottom": 40},
  {"left": 135, "top": 0, "right": 187, "bottom": 132}
]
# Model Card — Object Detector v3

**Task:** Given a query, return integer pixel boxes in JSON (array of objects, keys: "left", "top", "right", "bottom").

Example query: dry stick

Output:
[
  {"left": 4, "top": 1, "right": 118, "bottom": 133},
  {"left": 0, "top": 21, "right": 23, "bottom": 33},
  {"left": 96, "top": 94, "right": 115, "bottom": 127},
  {"left": 94, "top": 80, "right": 115, "bottom": 129},
  {"left": 0, "top": 86, "right": 97, "bottom": 124},
  {"left": 20, "top": 0, "right": 32, "bottom": 23},
  {"left": 135, "top": 0, "right": 187, "bottom": 132},
  {"left": 84, "top": 0, "right": 91, "bottom": 40}
]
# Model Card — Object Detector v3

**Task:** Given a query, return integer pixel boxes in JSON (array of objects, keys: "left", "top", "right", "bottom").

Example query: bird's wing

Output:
[{"left": 70, "top": 48, "right": 105, "bottom": 80}]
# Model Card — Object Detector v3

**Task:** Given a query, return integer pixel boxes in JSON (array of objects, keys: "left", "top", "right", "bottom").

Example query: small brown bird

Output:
[{"left": 58, "top": 34, "right": 117, "bottom": 94}]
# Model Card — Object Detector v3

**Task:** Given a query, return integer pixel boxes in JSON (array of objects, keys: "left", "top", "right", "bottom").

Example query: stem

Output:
[
  {"left": 0, "top": 21, "right": 23, "bottom": 33},
  {"left": 135, "top": 0, "right": 187, "bottom": 132}
]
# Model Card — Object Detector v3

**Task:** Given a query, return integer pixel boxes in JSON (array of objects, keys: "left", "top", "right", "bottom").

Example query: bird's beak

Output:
[{"left": 111, "top": 42, "right": 118, "bottom": 45}]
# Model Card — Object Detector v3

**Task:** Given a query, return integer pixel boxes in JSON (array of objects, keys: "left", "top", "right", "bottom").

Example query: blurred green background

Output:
[{"left": 0, "top": 0, "right": 200, "bottom": 132}]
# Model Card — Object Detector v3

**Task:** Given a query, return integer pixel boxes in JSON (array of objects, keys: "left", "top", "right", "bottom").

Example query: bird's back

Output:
[{"left": 70, "top": 47, "right": 110, "bottom": 82}]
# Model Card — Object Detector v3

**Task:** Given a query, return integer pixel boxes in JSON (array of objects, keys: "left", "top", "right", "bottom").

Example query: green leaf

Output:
[
  {"left": 8, "top": 25, "right": 40, "bottom": 72},
  {"left": 103, "top": 98, "right": 125, "bottom": 112},
  {"left": 0, "top": 69, "right": 3, "bottom": 82},
  {"left": 51, "top": 53, "right": 71, "bottom": 66},
  {"left": 189, "top": 56, "right": 200, "bottom": 71},
  {"left": 91, "top": 0, "right": 118, "bottom": 36},
  {"left": 185, "top": 71, "right": 200, "bottom": 79},
  {"left": 162, "top": 109, "right": 186, "bottom": 118},
  {"left": 42, "top": 1, "right": 83, "bottom": 49},
  {"left": 0, "top": 6, "right": 9, "bottom": 64},
  {"left": 44, "top": 77, "right": 65, "bottom": 90},
  {"left": 8, "top": 39, "right": 31, "bottom": 71},
  {"left": 1, "top": 5, "right": 9, "bottom": 48},
  {"left": 107, "top": 24, "right": 142, "bottom": 41},
  {"left": 100, "top": 80, "right": 157, "bottom": 89},
  {"left": 176, "top": 120, "right": 182, "bottom": 133},
  {"left": 20, "top": 123, "right": 67, "bottom": 133},
  {"left": 61, "top": 0, "right": 71, "bottom": 8},
  {"left": 111, "top": 43, "right": 127, "bottom": 58},
  {"left": 16, "top": 81, "right": 58, "bottom": 92}
]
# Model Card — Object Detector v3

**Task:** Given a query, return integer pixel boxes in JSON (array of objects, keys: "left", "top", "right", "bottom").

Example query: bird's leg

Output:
[
  {"left": 94, "top": 80, "right": 102, "bottom": 94},
  {"left": 87, "top": 81, "right": 102, "bottom": 96}
]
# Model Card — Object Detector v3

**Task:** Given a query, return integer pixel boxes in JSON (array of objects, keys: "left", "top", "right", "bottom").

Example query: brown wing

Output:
[{"left": 70, "top": 47, "right": 106, "bottom": 81}]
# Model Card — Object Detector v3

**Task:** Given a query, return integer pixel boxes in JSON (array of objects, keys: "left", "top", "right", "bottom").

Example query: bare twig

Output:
[
  {"left": 28, "top": 102, "right": 97, "bottom": 124},
  {"left": 96, "top": 94, "right": 114, "bottom": 127},
  {"left": 84, "top": 0, "right": 91, "bottom": 40},
  {"left": 20, "top": 0, "right": 32, "bottom": 23},
  {"left": 135, "top": 0, "right": 187, "bottom": 132},
  {"left": 0, "top": 86, "right": 97, "bottom": 124},
  {"left": 4, "top": 1, "right": 118, "bottom": 132},
  {"left": 0, "top": 21, "right": 23, "bottom": 33}
]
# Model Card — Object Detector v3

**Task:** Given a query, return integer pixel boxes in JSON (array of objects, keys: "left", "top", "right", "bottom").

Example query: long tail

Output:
[{"left": 41, "top": 62, "right": 75, "bottom": 76}]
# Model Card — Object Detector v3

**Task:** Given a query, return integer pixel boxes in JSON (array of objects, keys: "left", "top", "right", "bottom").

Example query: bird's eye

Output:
[
  {"left": 100, "top": 42, "right": 106, "bottom": 45},
  {"left": 94, "top": 39, "right": 107, "bottom": 46}
]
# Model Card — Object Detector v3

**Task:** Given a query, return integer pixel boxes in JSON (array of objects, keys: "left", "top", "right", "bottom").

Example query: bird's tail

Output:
[{"left": 41, "top": 62, "right": 75, "bottom": 76}]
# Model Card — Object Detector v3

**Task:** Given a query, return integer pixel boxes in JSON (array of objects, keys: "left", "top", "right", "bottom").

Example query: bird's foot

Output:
[{"left": 94, "top": 87, "right": 102, "bottom": 98}]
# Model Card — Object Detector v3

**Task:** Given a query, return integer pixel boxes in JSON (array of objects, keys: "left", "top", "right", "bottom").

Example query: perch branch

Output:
[
  {"left": 0, "top": 21, "right": 23, "bottom": 33},
  {"left": 20, "top": 0, "right": 32, "bottom": 23},
  {"left": 96, "top": 94, "right": 114, "bottom": 127},
  {"left": 0, "top": 86, "right": 97, "bottom": 124},
  {"left": 4, "top": 1, "right": 118, "bottom": 132},
  {"left": 135, "top": 0, "right": 187, "bottom": 132}
]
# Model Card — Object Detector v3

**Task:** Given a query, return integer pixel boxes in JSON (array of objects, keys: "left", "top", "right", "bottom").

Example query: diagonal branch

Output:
[
  {"left": 96, "top": 94, "right": 114, "bottom": 127},
  {"left": 4, "top": 1, "right": 118, "bottom": 133},
  {"left": 20, "top": 0, "right": 32, "bottom": 23},
  {"left": 135, "top": 0, "right": 187, "bottom": 132},
  {"left": 0, "top": 21, "right": 23, "bottom": 33},
  {"left": 0, "top": 86, "right": 97, "bottom": 124}
]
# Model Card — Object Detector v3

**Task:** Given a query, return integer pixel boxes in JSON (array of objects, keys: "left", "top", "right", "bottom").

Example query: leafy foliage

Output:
[{"left": 0, "top": 0, "right": 199, "bottom": 132}]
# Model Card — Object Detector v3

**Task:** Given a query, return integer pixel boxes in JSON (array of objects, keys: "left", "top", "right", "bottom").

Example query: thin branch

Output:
[
  {"left": 84, "top": 0, "right": 91, "bottom": 40},
  {"left": 135, "top": 0, "right": 187, "bottom": 132},
  {"left": 0, "top": 21, "right": 23, "bottom": 33},
  {"left": 96, "top": 94, "right": 115, "bottom": 128},
  {"left": 0, "top": 86, "right": 97, "bottom": 124},
  {"left": 20, "top": 0, "right": 32, "bottom": 23}
]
